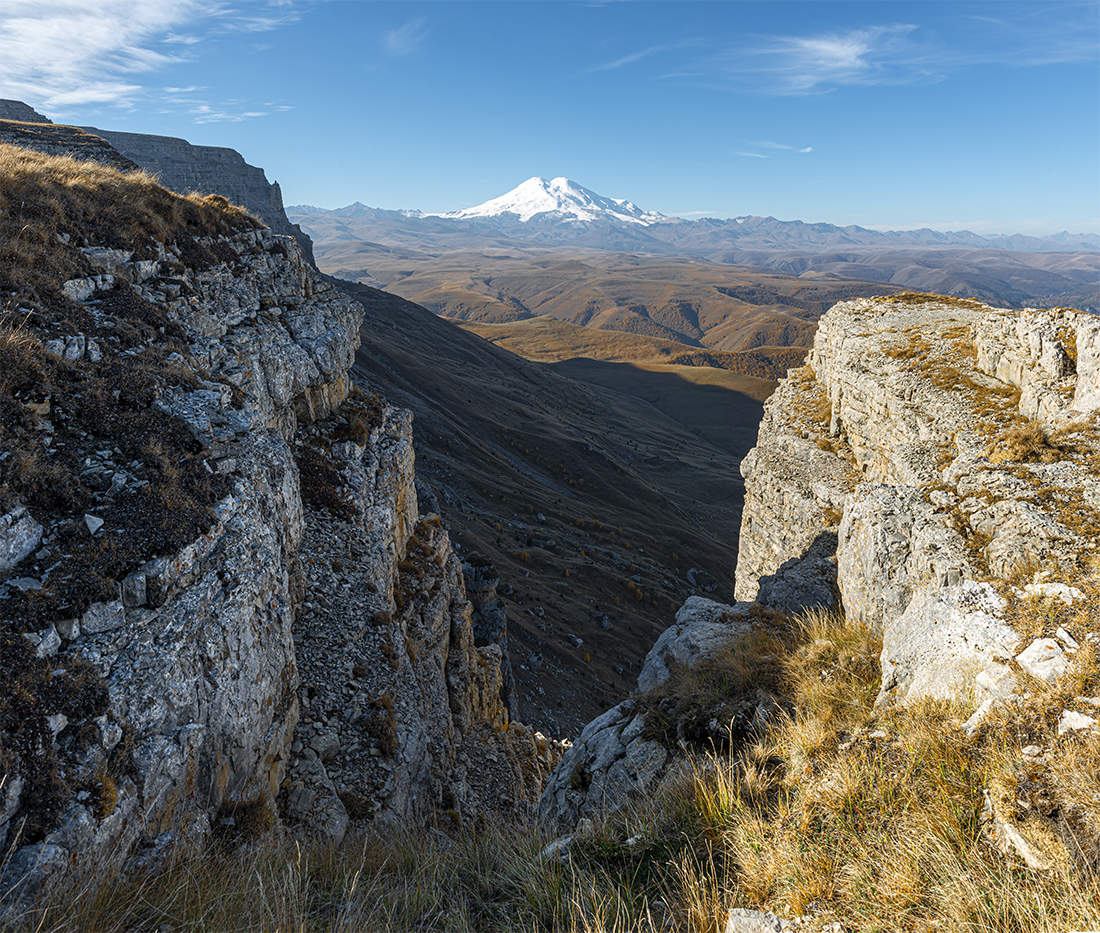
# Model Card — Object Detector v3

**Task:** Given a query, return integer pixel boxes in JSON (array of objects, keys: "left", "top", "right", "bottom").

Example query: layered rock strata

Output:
[
  {"left": 541, "top": 296, "right": 1100, "bottom": 832},
  {"left": 739, "top": 296, "right": 1099, "bottom": 704},
  {"left": 280, "top": 402, "right": 557, "bottom": 841},
  {"left": 85, "top": 128, "right": 316, "bottom": 265},
  {"left": 1, "top": 220, "right": 547, "bottom": 905}
]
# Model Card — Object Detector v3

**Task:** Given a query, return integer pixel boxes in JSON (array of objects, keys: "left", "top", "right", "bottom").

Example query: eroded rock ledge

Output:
[{"left": 540, "top": 295, "right": 1100, "bottom": 834}]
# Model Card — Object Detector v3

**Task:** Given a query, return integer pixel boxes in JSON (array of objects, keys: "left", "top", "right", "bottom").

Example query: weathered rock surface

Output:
[
  {"left": 1, "top": 229, "right": 355, "bottom": 907},
  {"left": 280, "top": 404, "right": 557, "bottom": 840},
  {"left": 0, "top": 117, "right": 139, "bottom": 171},
  {"left": 543, "top": 295, "right": 1100, "bottom": 835},
  {"left": 737, "top": 296, "right": 1100, "bottom": 705},
  {"left": 734, "top": 368, "right": 856, "bottom": 611},
  {"left": 1, "top": 210, "right": 547, "bottom": 907},
  {"left": 539, "top": 596, "right": 764, "bottom": 833},
  {"left": 0, "top": 100, "right": 50, "bottom": 123},
  {"left": 637, "top": 597, "right": 751, "bottom": 694}
]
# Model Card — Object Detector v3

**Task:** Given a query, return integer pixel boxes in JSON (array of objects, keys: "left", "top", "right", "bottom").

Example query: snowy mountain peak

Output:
[{"left": 434, "top": 176, "right": 664, "bottom": 225}]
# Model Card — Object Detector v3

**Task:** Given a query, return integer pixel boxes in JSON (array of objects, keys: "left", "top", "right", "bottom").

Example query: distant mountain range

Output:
[
  {"left": 289, "top": 175, "right": 1100, "bottom": 255},
  {"left": 289, "top": 177, "right": 1100, "bottom": 312}
]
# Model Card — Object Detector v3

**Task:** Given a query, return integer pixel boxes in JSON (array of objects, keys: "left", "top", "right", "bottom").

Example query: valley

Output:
[{"left": 341, "top": 280, "right": 769, "bottom": 733}]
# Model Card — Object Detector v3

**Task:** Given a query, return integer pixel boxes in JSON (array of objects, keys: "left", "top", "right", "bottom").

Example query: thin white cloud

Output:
[
  {"left": 664, "top": 7, "right": 1097, "bottom": 97},
  {"left": 590, "top": 44, "right": 671, "bottom": 72},
  {"left": 189, "top": 101, "right": 271, "bottom": 123},
  {"left": 735, "top": 151, "right": 768, "bottom": 159},
  {"left": 749, "top": 24, "right": 923, "bottom": 94},
  {"left": 589, "top": 39, "right": 702, "bottom": 74},
  {"left": 0, "top": 0, "right": 302, "bottom": 112},
  {"left": 754, "top": 141, "right": 814, "bottom": 153},
  {"left": 384, "top": 16, "right": 428, "bottom": 56}
]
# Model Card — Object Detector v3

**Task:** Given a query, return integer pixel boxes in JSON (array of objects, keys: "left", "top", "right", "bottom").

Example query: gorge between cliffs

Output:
[{"left": 0, "top": 122, "right": 1097, "bottom": 933}]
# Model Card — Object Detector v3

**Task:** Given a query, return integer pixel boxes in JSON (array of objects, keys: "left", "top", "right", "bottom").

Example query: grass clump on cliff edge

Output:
[
  {"left": 30, "top": 601, "right": 1099, "bottom": 932},
  {"left": 0, "top": 142, "right": 259, "bottom": 302}
]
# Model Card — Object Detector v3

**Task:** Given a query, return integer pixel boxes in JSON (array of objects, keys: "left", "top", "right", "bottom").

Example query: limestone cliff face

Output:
[
  {"left": 0, "top": 100, "right": 50, "bottom": 123},
  {"left": 282, "top": 402, "right": 556, "bottom": 841},
  {"left": 84, "top": 128, "right": 316, "bottom": 266},
  {"left": 0, "top": 222, "right": 547, "bottom": 903},
  {"left": 540, "top": 296, "right": 1100, "bottom": 833},
  {"left": 0, "top": 118, "right": 139, "bottom": 172},
  {"left": 738, "top": 297, "right": 1099, "bottom": 703}
]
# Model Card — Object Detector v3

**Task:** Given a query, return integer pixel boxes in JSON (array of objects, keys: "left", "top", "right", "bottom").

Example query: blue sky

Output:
[{"left": 1, "top": 0, "right": 1097, "bottom": 233}]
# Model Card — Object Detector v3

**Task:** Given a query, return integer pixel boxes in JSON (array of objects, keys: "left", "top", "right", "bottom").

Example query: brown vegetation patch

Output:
[
  {"left": 0, "top": 143, "right": 258, "bottom": 304},
  {"left": 878, "top": 291, "right": 990, "bottom": 311}
]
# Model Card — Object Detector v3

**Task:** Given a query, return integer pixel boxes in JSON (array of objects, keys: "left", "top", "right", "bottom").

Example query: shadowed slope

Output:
[{"left": 340, "top": 280, "right": 765, "bottom": 733}]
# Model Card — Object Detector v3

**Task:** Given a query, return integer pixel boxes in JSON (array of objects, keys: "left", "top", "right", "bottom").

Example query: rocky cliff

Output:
[
  {"left": 540, "top": 294, "right": 1100, "bottom": 836},
  {"left": 0, "top": 145, "right": 550, "bottom": 910},
  {"left": 0, "top": 99, "right": 314, "bottom": 265},
  {"left": 0, "top": 101, "right": 50, "bottom": 123},
  {"left": 85, "top": 128, "right": 316, "bottom": 266},
  {"left": 0, "top": 118, "right": 138, "bottom": 172}
]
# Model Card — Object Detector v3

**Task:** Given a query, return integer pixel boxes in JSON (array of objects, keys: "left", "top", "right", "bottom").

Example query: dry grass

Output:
[
  {"left": 27, "top": 601, "right": 1097, "bottom": 932},
  {"left": 989, "top": 420, "right": 1065, "bottom": 465},
  {"left": 878, "top": 291, "right": 990, "bottom": 311},
  {"left": 0, "top": 142, "right": 257, "bottom": 301}
]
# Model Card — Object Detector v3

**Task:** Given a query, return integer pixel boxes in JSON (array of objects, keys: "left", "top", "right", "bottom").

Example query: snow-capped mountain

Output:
[{"left": 431, "top": 176, "right": 664, "bottom": 225}]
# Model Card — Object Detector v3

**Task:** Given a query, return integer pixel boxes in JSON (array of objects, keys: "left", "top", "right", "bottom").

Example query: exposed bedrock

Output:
[{"left": 540, "top": 296, "right": 1100, "bottom": 833}]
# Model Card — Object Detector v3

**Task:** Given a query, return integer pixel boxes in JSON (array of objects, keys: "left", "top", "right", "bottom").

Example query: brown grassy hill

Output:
[
  {"left": 457, "top": 315, "right": 807, "bottom": 381},
  {"left": 320, "top": 247, "right": 897, "bottom": 352},
  {"left": 338, "top": 279, "right": 770, "bottom": 734}
]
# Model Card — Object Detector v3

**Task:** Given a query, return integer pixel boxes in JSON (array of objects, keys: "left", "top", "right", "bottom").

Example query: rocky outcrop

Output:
[
  {"left": 280, "top": 402, "right": 557, "bottom": 840},
  {"left": 541, "top": 295, "right": 1100, "bottom": 834},
  {"left": 84, "top": 127, "right": 315, "bottom": 265},
  {"left": 0, "top": 228, "right": 355, "bottom": 907},
  {"left": 0, "top": 119, "right": 139, "bottom": 171},
  {"left": 539, "top": 597, "right": 765, "bottom": 833},
  {"left": 732, "top": 297, "right": 1100, "bottom": 704},
  {"left": 0, "top": 185, "right": 546, "bottom": 907},
  {"left": 0, "top": 100, "right": 50, "bottom": 123}
]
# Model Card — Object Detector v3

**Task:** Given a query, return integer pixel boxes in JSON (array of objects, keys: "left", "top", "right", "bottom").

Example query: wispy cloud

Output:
[
  {"left": 0, "top": 0, "right": 301, "bottom": 112},
  {"left": 384, "top": 16, "right": 428, "bottom": 56},
  {"left": 735, "top": 151, "right": 768, "bottom": 159},
  {"left": 754, "top": 141, "right": 813, "bottom": 153},
  {"left": 589, "top": 44, "right": 672, "bottom": 72},
  {"left": 589, "top": 39, "right": 701, "bottom": 74},
  {"left": 659, "top": 7, "right": 1097, "bottom": 96},
  {"left": 744, "top": 24, "right": 925, "bottom": 94}
]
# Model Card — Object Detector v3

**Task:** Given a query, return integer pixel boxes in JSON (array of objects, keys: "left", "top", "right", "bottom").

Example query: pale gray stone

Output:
[
  {"left": 879, "top": 581, "right": 1018, "bottom": 706},
  {"left": 80, "top": 599, "right": 125, "bottom": 634},
  {"left": 1057, "top": 709, "right": 1097, "bottom": 736},
  {"left": 0, "top": 506, "right": 43, "bottom": 574},
  {"left": 637, "top": 596, "right": 751, "bottom": 693},
  {"left": 724, "top": 908, "right": 786, "bottom": 933}
]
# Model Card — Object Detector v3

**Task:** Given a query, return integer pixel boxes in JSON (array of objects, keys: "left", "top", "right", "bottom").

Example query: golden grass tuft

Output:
[
  {"left": 989, "top": 419, "right": 1065, "bottom": 465},
  {"left": 0, "top": 142, "right": 259, "bottom": 301}
]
